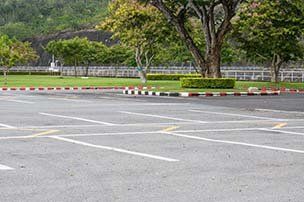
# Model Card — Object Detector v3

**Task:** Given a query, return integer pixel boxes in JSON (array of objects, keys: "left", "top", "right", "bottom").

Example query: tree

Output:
[
  {"left": 45, "top": 39, "right": 66, "bottom": 77},
  {"left": 46, "top": 37, "right": 115, "bottom": 77},
  {"left": 233, "top": 0, "right": 304, "bottom": 82},
  {"left": 98, "top": 0, "right": 172, "bottom": 83},
  {"left": 0, "top": 35, "right": 38, "bottom": 85},
  {"left": 46, "top": 37, "right": 92, "bottom": 77},
  {"left": 142, "top": 0, "right": 244, "bottom": 78}
]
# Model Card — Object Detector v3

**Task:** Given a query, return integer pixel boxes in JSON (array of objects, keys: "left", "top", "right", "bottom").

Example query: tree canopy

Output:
[
  {"left": 0, "top": 0, "right": 109, "bottom": 39},
  {"left": 98, "top": 0, "right": 174, "bottom": 82},
  {"left": 140, "top": 0, "right": 245, "bottom": 78},
  {"left": 0, "top": 34, "right": 38, "bottom": 84},
  {"left": 233, "top": 0, "right": 304, "bottom": 82}
]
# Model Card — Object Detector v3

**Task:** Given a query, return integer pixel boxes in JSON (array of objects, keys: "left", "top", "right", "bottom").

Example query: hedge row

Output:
[
  {"left": 147, "top": 73, "right": 201, "bottom": 80},
  {"left": 180, "top": 78, "right": 236, "bottom": 89},
  {"left": 0, "top": 71, "right": 60, "bottom": 76}
]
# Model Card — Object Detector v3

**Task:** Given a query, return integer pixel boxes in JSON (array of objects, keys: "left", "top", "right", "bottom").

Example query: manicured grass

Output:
[
  {"left": 1, "top": 75, "right": 304, "bottom": 92},
  {"left": 1, "top": 75, "right": 145, "bottom": 87}
]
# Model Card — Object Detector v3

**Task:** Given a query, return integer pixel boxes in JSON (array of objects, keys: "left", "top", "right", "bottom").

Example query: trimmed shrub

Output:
[
  {"left": 0, "top": 71, "right": 60, "bottom": 76},
  {"left": 147, "top": 73, "right": 201, "bottom": 80},
  {"left": 180, "top": 78, "right": 236, "bottom": 89}
]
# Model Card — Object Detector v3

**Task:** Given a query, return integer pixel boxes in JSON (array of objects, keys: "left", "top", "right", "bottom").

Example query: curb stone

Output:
[
  {"left": 0, "top": 86, "right": 145, "bottom": 91},
  {"left": 0, "top": 86, "right": 158, "bottom": 92},
  {"left": 123, "top": 90, "right": 280, "bottom": 97}
]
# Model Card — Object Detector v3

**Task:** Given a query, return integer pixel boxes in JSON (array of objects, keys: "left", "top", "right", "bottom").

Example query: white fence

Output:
[
  {"left": 2, "top": 66, "right": 304, "bottom": 82},
  {"left": 223, "top": 70, "right": 304, "bottom": 82}
]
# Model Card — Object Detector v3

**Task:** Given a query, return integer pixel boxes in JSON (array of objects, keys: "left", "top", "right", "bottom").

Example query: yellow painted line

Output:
[
  {"left": 272, "top": 123, "right": 287, "bottom": 129},
  {"left": 162, "top": 126, "right": 180, "bottom": 132},
  {"left": 0, "top": 130, "right": 60, "bottom": 140},
  {"left": 28, "top": 130, "right": 60, "bottom": 138}
]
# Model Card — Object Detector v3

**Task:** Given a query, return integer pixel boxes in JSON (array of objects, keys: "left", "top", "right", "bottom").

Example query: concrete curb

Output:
[
  {"left": 260, "top": 87, "right": 304, "bottom": 94},
  {"left": 0, "top": 86, "right": 126, "bottom": 91},
  {"left": 0, "top": 86, "right": 158, "bottom": 91},
  {"left": 123, "top": 90, "right": 280, "bottom": 97}
]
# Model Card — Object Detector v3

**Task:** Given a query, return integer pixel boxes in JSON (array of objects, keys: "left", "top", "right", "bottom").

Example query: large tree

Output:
[
  {"left": 233, "top": 0, "right": 304, "bottom": 82},
  {"left": 98, "top": 0, "right": 173, "bottom": 83},
  {"left": 143, "top": 0, "right": 244, "bottom": 78}
]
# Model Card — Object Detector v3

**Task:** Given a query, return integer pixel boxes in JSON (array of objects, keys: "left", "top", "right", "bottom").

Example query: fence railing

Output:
[{"left": 1, "top": 66, "right": 304, "bottom": 82}]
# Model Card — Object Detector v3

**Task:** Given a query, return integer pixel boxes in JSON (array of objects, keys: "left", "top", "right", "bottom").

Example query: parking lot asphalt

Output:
[{"left": 0, "top": 91, "right": 304, "bottom": 202}]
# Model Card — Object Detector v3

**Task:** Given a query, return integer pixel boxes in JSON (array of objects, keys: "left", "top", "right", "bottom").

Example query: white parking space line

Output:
[
  {"left": 189, "top": 109, "right": 285, "bottom": 121},
  {"left": 55, "top": 131, "right": 158, "bottom": 138},
  {"left": 163, "top": 132, "right": 304, "bottom": 154},
  {"left": 39, "top": 112, "right": 116, "bottom": 126},
  {"left": 137, "top": 103, "right": 189, "bottom": 106},
  {"left": 0, "top": 164, "right": 14, "bottom": 170},
  {"left": 0, "top": 98, "right": 35, "bottom": 104},
  {"left": 255, "top": 108, "right": 304, "bottom": 115},
  {"left": 99, "top": 96, "right": 147, "bottom": 102},
  {"left": 0, "top": 123, "right": 16, "bottom": 129},
  {"left": 48, "top": 97, "right": 92, "bottom": 103},
  {"left": 50, "top": 136, "right": 179, "bottom": 162},
  {"left": 260, "top": 128, "right": 304, "bottom": 136},
  {"left": 119, "top": 111, "right": 208, "bottom": 123}
]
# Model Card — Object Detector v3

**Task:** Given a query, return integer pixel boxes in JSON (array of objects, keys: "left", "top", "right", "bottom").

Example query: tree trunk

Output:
[
  {"left": 74, "top": 60, "right": 77, "bottom": 77},
  {"left": 150, "top": 1, "right": 206, "bottom": 77},
  {"left": 172, "top": 19, "right": 207, "bottom": 77},
  {"left": 135, "top": 46, "right": 147, "bottom": 84},
  {"left": 270, "top": 54, "right": 282, "bottom": 83},
  {"left": 3, "top": 66, "right": 8, "bottom": 86},
  {"left": 60, "top": 64, "right": 64, "bottom": 77},
  {"left": 137, "top": 68, "right": 147, "bottom": 84},
  {"left": 85, "top": 65, "right": 89, "bottom": 77},
  {"left": 205, "top": 46, "right": 222, "bottom": 78}
]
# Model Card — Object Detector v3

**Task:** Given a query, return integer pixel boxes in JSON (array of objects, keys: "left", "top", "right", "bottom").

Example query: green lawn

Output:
[{"left": 1, "top": 75, "right": 304, "bottom": 92}]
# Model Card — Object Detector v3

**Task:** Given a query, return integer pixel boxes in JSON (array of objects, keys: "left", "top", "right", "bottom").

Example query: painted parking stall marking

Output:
[
  {"left": 0, "top": 123, "right": 16, "bottom": 129},
  {"left": 51, "top": 136, "right": 179, "bottom": 162},
  {"left": 255, "top": 108, "right": 304, "bottom": 115},
  {"left": 0, "top": 98, "right": 35, "bottom": 104},
  {"left": 39, "top": 112, "right": 116, "bottom": 126},
  {"left": 189, "top": 109, "right": 286, "bottom": 121},
  {"left": 162, "top": 131, "right": 304, "bottom": 154},
  {"left": 0, "top": 164, "right": 14, "bottom": 170},
  {"left": 119, "top": 111, "right": 208, "bottom": 123}
]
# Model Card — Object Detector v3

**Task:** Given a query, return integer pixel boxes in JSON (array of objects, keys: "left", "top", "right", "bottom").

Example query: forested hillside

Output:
[{"left": 0, "top": 0, "right": 109, "bottom": 39}]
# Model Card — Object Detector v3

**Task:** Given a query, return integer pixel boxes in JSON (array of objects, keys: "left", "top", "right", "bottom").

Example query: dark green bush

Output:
[
  {"left": 0, "top": 71, "right": 60, "bottom": 76},
  {"left": 180, "top": 78, "right": 236, "bottom": 89},
  {"left": 147, "top": 73, "right": 201, "bottom": 80}
]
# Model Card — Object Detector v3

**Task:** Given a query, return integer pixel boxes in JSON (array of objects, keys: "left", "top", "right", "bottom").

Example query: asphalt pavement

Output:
[{"left": 0, "top": 91, "right": 303, "bottom": 202}]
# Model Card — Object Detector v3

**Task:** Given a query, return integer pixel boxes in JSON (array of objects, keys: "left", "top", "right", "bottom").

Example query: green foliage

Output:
[
  {"left": 98, "top": 0, "right": 174, "bottom": 73},
  {"left": 0, "top": 35, "right": 38, "bottom": 68},
  {"left": 46, "top": 37, "right": 134, "bottom": 66},
  {"left": 0, "top": 22, "right": 34, "bottom": 40},
  {"left": 46, "top": 37, "right": 93, "bottom": 66},
  {"left": 147, "top": 74, "right": 201, "bottom": 81},
  {"left": 0, "top": 0, "right": 109, "bottom": 39},
  {"left": 105, "top": 45, "right": 135, "bottom": 66},
  {"left": 0, "top": 34, "right": 38, "bottom": 84},
  {"left": 233, "top": 0, "right": 304, "bottom": 64},
  {"left": 180, "top": 78, "right": 236, "bottom": 89}
]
